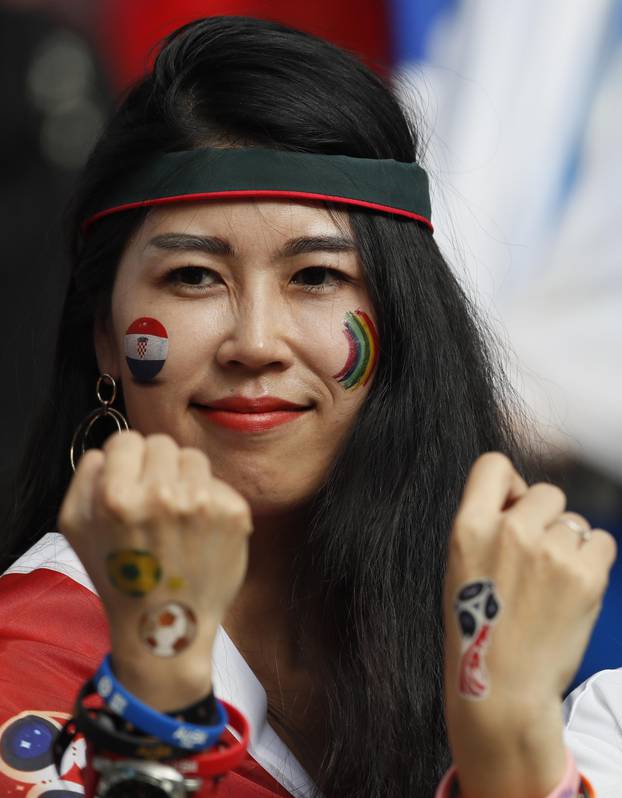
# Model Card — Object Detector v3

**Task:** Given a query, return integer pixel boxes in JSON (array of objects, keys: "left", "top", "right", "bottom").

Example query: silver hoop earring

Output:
[{"left": 69, "top": 373, "right": 129, "bottom": 471}]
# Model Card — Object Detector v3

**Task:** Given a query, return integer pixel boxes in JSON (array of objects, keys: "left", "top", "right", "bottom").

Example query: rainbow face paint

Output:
[
  {"left": 333, "top": 309, "right": 379, "bottom": 390},
  {"left": 125, "top": 317, "right": 169, "bottom": 381}
]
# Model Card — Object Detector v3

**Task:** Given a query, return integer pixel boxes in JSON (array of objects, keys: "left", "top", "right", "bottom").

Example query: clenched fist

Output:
[
  {"left": 443, "top": 452, "right": 617, "bottom": 798},
  {"left": 58, "top": 430, "right": 253, "bottom": 710}
]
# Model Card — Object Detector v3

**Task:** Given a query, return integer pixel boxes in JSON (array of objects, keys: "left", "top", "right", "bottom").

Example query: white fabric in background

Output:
[{"left": 396, "top": 0, "right": 622, "bottom": 479}]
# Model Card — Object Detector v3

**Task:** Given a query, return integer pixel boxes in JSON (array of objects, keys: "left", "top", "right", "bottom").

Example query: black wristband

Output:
[
  {"left": 165, "top": 689, "right": 219, "bottom": 725},
  {"left": 53, "top": 679, "right": 217, "bottom": 773}
]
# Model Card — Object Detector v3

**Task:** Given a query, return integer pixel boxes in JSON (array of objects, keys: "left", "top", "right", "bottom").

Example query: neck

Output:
[
  {"left": 222, "top": 505, "right": 310, "bottom": 670},
  {"left": 223, "top": 505, "right": 327, "bottom": 777}
]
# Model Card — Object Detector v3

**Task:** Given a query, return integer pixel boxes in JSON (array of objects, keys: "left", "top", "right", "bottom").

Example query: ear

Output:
[{"left": 94, "top": 306, "right": 121, "bottom": 378}]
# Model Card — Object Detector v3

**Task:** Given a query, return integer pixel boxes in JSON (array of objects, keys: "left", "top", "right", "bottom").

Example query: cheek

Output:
[
  {"left": 121, "top": 310, "right": 222, "bottom": 385},
  {"left": 310, "top": 307, "right": 379, "bottom": 392}
]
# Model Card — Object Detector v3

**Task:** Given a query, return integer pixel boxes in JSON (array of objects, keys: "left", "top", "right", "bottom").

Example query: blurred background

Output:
[{"left": 0, "top": 0, "right": 620, "bottom": 691}]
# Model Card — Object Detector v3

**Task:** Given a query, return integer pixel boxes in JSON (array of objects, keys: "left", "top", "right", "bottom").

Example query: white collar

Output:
[
  {"left": 212, "top": 626, "right": 318, "bottom": 798},
  {"left": 5, "top": 532, "right": 319, "bottom": 798}
]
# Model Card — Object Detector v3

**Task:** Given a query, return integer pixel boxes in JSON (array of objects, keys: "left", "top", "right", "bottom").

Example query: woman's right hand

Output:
[{"left": 58, "top": 430, "right": 253, "bottom": 710}]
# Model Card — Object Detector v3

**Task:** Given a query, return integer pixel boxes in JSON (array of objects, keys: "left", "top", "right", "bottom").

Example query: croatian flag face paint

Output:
[{"left": 125, "top": 317, "right": 169, "bottom": 381}]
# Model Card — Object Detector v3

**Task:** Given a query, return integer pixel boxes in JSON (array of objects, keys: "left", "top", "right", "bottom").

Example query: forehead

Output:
[{"left": 128, "top": 198, "right": 353, "bottom": 253}]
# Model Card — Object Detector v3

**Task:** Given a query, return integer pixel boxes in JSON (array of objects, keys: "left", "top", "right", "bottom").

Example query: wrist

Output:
[
  {"left": 437, "top": 750, "right": 585, "bottom": 798},
  {"left": 446, "top": 699, "right": 566, "bottom": 798},
  {"left": 110, "top": 651, "right": 213, "bottom": 712}
]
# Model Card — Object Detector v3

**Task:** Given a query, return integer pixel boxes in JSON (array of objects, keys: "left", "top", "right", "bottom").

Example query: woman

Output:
[{"left": 0, "top": 15, "right": 616, "bottom": 798}]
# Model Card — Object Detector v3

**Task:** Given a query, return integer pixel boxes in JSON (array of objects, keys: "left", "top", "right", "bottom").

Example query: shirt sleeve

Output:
[{"left": 564, "top": 668, "right": 622, "bottom": 798}]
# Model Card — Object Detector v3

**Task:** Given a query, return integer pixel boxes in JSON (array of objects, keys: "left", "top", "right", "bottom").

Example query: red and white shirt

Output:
[
  {"left": 1, "top": 534, "right": 616, "bottom": 797},
  {"left": 0, "top": 533, "right": 313, "bottom": 797}
]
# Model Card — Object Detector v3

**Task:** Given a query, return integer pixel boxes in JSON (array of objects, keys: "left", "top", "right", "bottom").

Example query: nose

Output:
[{"left": 215, "top": 292, "right": 294, "bottom": 373}]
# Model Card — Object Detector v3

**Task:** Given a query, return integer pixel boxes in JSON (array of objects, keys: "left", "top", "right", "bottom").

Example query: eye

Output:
[
  {"left": 165, "top": 266, "right": 219, "bottom": 290},
  {"left": 291, "top": 266, "right": 349, "bottom": 292}
]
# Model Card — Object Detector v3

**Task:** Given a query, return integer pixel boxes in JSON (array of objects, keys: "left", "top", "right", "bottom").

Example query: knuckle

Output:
[
  {"left": 588, "top": 529, "right": 618, "bottom": 570},
  {"left": 103, "top": 429, "right": 142, "bottom": 452},
  {"left": 99, "top": 484, "right": 141, "bottom": 522},
  {"left": 77, "top": 447, "right": 104, "bottom": 471},
  {"left": 181, "top": 446, "right": 210, "bottom": 464},
  {"left": 478, "top": 451, "right": 513, "bottom": 470},
  {"left": 191, "top": 490, "right": 213, "bottom": 514},
  {"left": 210, "top": 491, "right": 250, "bottom": 529},
  {"left": 100, "top": 485, "right": 127, "bottom": 517},
  {"left": 533, "top": 482, "right": 566, "bottom": 504},
  {"left": 146, "top": 433, "right": 178, "bottom": 450},
  {"left": 540, "top": 543, "right": 567, "bottom": 573},
  {"left": 565, "top": 511, "right": 590, "bottom": 529},
  {"left": 227, "top": 503, "right": 252, "bottom": 532},
  {"left": 146, "top": 483, "right": 176, "bottom": 514},
  {"left": 569, "top": 568, "right": 599, "bottom": 601},
  {"left": 450, "top": 514, "right": 486, "bottom": 555},
  {"left": 499, "top": 514, "right": 524, "bottom": 541},
  {"left": 600, "top": 529, "right": 618, "bottom": 563}
]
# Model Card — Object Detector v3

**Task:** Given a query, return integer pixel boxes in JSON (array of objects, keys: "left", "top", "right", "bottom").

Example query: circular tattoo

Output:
[
  {"left": 106, "top": 549, "right": 162, "bottom": 597},
  {"left": 138, "top": 601, "right": 197, "bottom": 657}
]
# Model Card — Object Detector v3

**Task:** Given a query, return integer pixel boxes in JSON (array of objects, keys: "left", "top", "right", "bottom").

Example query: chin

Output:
[
  {"left": 212, "top": 460, "right": 322, "bottom": 520},
  {"left": 245, "top": 492, "right": 315, "bottom": 519},
  {"left": 224, "top": 472, "right": 316, "bottom": 518}
]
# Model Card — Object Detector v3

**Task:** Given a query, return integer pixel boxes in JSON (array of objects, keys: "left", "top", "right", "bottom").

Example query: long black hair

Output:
[{"left": 3, "top": 16, "right": 534, "bottom": 797}]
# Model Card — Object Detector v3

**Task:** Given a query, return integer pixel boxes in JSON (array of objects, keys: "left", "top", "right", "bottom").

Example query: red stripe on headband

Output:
[{"left": 82, "top": 190, "right": 434, "bottom": 233}]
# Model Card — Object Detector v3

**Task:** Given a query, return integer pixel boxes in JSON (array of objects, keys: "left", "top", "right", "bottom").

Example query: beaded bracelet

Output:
[{"left": 94, "top": 654, "right": 227, "bottom": 751}]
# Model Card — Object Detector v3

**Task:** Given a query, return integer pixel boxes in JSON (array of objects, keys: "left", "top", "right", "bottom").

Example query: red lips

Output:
[
  {"left": 204, "top": 396, "right": 309, "bottom": 412},
  {"left": 193, "top": 395, "right": 311, "bottom": 432}
]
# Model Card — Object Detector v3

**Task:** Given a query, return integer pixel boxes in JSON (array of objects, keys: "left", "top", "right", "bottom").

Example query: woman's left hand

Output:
[{"left": 443, "top": 452, "right": 617, "bottom": 798}]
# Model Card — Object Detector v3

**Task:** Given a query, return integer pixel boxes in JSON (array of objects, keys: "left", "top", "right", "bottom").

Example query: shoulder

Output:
[
  {"left": 563, "top": 669, "right": 622, "bottom": 798},
  {"left": 0, "top": 532, "right": 109, "bottom": 699},
  {"left": 2, "top": 531, "right": 95, "bottom": 589}
]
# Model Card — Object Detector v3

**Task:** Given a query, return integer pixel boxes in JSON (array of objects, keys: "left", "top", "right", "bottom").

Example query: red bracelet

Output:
[{"left": 83, "top": 698, "right": 250, "bottom": 794}]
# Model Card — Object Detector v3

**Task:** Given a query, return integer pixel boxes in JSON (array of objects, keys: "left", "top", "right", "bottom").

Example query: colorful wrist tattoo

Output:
[
  {"left": 454, "top": 580, "right": 501, "bottom": 699},
  {"left": 166, "top": 576, "right": 185, "bottom": 591},
  {"left": 333, "top": 309, "right": 379, "bottom": 390},
  {"left": 106, "top": 549, "right": 162, "bottom": 597},
  {"left": 139, "top": 601, "right": 197, "bottom": 657},
  {"left": 124, "top": 317, "right": 169, "bottom": 381}
]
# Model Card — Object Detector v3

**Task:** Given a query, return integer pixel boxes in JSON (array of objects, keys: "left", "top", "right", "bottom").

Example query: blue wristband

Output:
[{"left": 94, "top": 654, "right": 228, "bottom": 751}]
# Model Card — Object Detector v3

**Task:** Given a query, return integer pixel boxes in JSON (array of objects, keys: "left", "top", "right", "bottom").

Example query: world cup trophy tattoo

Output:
[{"left": 454, "top": 580, "right": 502, "bottom": 699}]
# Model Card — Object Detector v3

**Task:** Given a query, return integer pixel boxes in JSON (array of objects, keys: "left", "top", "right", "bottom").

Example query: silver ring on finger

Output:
[{"left": 553, "top": 516, "right": 593, "bottom": 543}]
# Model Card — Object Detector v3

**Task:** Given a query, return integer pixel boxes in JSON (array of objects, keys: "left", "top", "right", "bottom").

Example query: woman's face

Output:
[{"left": 95, "top": 199, "right": 378, "bottom": 516}]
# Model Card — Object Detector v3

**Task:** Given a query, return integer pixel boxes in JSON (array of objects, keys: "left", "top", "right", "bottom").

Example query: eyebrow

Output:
[{"left": 146, "top": 232, "right": 357, "bottom": 259}]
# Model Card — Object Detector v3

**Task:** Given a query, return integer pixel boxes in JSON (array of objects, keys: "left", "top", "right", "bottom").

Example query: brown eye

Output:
[
  {"left": 292, "top": 267, "right": 347, "bottom": 291},
  {"left": 166, "top": 267, "right": 219, "bottom": 289}
]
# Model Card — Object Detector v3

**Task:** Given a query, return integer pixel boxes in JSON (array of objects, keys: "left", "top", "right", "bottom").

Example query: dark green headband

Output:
[{"left": 83, "top": 146, "right": 433, "bottom": 232}]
